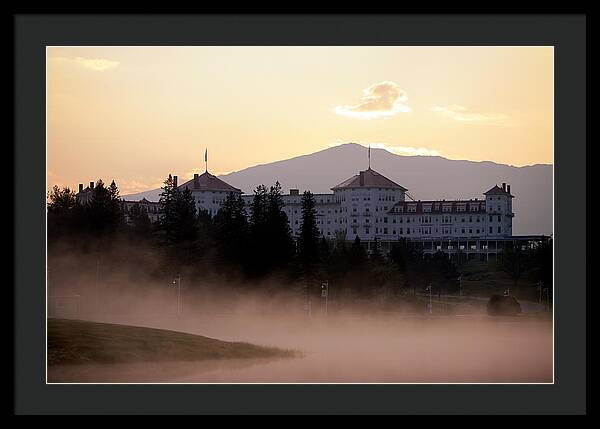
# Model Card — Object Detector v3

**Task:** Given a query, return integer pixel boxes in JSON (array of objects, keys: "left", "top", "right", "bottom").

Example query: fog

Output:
[{"left": 48, "top": 270, "right": 553, "bottom": 383}]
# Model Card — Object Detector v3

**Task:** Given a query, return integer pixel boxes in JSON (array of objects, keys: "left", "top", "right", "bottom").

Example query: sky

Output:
[{"left": 47, "top": 46, "right": 553, "bottom": 195}]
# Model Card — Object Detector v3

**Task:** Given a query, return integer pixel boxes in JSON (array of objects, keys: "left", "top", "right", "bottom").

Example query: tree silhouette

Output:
[
  {"left": 127, "top": 202, "right": 153, "bottom": 238},
  {"left": 85, "top": 179, "right": 124, "bottom": 236},
  {"left": 298, "top": 191, "right": 320, "bottom": 271},
  {"left": 500, "top": 242, "right": 528, "bottom": 289},
  {"left": 214, "top": 192, "right": 249, "bottom": 271},
  {"left": 267, "top": 182, "right": 295, "bottom": 270},
  {"left": 158, "top": 175, "right": 197, "bottom": 244},
  {"left": 47, "top": 185, "right": 77, "bottom": 213}
]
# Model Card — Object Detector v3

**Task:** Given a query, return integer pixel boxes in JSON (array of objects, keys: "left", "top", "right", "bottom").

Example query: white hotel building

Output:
[{"left": 79, "top": 166, "right": 544, "bottom": 259}]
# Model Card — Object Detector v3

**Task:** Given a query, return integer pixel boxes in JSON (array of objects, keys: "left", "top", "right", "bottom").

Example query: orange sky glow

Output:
[{"left": 47, "top": 46, "right": 553, "bottom": 195}]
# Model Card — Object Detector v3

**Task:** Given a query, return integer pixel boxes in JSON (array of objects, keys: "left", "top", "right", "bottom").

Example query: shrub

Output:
[{"left": 487, "top": 295, "right": 522, "bottom": 316}]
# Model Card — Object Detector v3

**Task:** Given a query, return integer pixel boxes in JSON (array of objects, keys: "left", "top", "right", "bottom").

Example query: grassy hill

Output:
[{"left": 48, "top": 318, "right": 297, "bottom": 366}]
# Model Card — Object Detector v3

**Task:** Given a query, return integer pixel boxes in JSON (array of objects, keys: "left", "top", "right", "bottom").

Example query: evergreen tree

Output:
[
  {"left": 47, "top": 185, "right": 77, "bottom": 213},
  {"left": 158, "top": 176, "right": 198, "bottom": 244},
  {"left": 247, "top": 184, "right": 270, "bottom": 276},
  {"left": 85, "top": 179, "right": 124, "bottom": 236},
  {"left": 214, "top": 192, "right": 249, "bottom": 269},
  {"left": 297, "top": 191, "right": 320, "bottom": 270},
  {"left": 128, "top": 202, "right": 153, "bottom": 238},
  {"left": 47, "top": 185, "right": 78, "bottom": 242},
  {"left": 249, "top": 184, "right": 269, "bottom": 229},
  {"left": 158, "top": 175, "right": 177, "bottom": 241},
  {"left": 175, "top": 187, "right": 199, "bottom": 242},
  {"left": 266, "top": 182, "right": 295, "bottom": 269}
]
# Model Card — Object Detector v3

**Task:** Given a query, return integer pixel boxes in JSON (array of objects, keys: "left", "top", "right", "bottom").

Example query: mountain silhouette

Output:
[{"left": 124, "top": 143, "right": 552, "bottom": 235}]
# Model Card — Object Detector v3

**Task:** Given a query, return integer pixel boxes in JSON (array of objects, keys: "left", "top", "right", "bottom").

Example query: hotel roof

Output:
[
  {"left": 177, "top": 171, "right": 241, "bottom": 193},
  {"left": 331, "top": 168, "right": 407, "bottom": 191},
  {"left": 483, "top": 185, "right": 514, "bottom": 197}
]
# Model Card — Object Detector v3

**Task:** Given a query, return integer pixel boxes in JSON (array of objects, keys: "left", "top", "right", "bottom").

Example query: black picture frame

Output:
[{"left": 14, "top": 14, "right": 586, "bottom": 415}]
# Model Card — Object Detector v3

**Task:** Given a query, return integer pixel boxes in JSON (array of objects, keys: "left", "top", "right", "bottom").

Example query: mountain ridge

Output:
[{"left": 123, "top": 143, "right": 552, "bottom": 235}]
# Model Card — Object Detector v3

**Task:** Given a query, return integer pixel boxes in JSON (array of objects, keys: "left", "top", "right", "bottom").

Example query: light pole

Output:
[
  {"left": 426, "top": 283, "right": 433, "bottom": 314},
  {"left": 458, "top": 276, "right": 462, "bottom": 297},
  {"left": 537, "top": 281, "right": 543, "bottom": 304},
  {"left": 321, "top": 281, "right": 329, "bottom": 316},
  {"left": 543, "top": 287, "right": 549, "bottom": 312},
  {"left": 172, "top": 274, "right": 181, "bottom": 315}
]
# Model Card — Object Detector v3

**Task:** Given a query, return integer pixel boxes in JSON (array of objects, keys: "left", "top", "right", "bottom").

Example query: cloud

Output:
[
  {"left": 54, "top": 56, "right": 120, "bottom": 71},
  {"left": 430, "top": 105, "right": 506, "bottom": 123},
  {"left": 118, "top": 179, "right": 165, "bottom": 195},
  {"left": 335, "top": 81, "right": 411, "bottom": 119},
  {"left": 328, "top": 141, "right": 441, "bottom": 157}
]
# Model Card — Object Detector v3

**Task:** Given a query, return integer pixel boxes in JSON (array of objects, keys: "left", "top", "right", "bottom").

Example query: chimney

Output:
[
  {"left": 502, "top": 182, "right": 506, "bottom": 191},
  {"left": 290, "top": 189, "right": 299, "bottom": 196},
  {"left": 173, "top": 175, "right": 178, "bottom": 188},
  {"left": 90, "top": 181, "right": 94, "bottom": 190},
  {"left": 507, "top": 184, "right": 511, "bottom": 195},
  {"left": 359, "top": 171, "right": 365, "bottom": 186},
  {"left": 78, "top": 183, "right": 83, "bottom": 193},
  {"left": 194, "top": 173, "right": 199, "bottom": 189}
]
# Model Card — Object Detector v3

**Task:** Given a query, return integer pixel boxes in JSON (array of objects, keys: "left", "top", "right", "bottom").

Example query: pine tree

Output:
[
  {"left": 214, "top": 192, "right": 248, "bottom": 268},
  {"left": 158, "top": 176, "right": 198, "bottom": 244},
  {"left": 298, "top": 190, "right": 320, "bottom": 270},
  {"left": 175, "top": 187, "right": 199, "bottom": 242},
  {"left": 47, "top": 185, "right": 77, "bottom": 213},
  {"left": 267, "top": 182, "right": 295, "bottom": 269},
  {"left": 158, "top": 175, "right": 177, "bottom": 241},
  {"left": 128, "top": 202, "right": 152, "bottom": 238},
  {"left": 247, "top": 184, "right": 270, "bottom": 276},
  {"left": 47, "top": 185, "right": 78, "bottom": 242},
  {"left": 250, "top": 184, "right": 269, "bottom": 230},
  {"left": 85, "top": 179, "right": 124, "bottom": 236}
]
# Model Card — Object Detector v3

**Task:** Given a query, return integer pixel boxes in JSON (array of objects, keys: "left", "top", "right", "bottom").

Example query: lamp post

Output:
[
  {"left": 537, "top": 281, "right": 543, "bottom": 304},
  {"left": 458, "top": 276, "right": 462, "bottom": 297},
  {"left": 321, "top": 281, "right": 329, "bottom": 316},
  {"left": 426, "top": 283, "right": 433, "bottom": 314},
  {"left": 172, "top": 274, "right": 181, "bottom": 315}
]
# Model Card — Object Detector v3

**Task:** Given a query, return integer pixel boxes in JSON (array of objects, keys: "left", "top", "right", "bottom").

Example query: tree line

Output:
[{"left": 47, "top": 176, "right": 552, "bottom": 301}]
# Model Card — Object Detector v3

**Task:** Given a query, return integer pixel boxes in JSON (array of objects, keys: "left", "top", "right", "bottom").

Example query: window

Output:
[
  {"left": 489, "top": 227, "right": 492, "bottom": 233},
  {"left": 497, "top": 215, "right": 501, "bottom": 222},
  {"left": 365, "top": 228, "right": 370, "bottom": 234},
  {"left": 497, "top": 227, "right": 502, "bottom": 233}
]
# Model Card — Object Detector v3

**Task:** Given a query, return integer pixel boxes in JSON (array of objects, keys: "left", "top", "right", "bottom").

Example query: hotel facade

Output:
[{"left": 77, "top": 167, "right": 545, "bottom": 259}]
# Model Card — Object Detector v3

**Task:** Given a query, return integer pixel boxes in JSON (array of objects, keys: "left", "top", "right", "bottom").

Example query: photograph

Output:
[{"left": 45, "top": 45, "right": 555, "bottom": 384}]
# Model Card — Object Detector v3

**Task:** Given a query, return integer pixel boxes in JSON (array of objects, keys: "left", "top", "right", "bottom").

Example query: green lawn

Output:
[{"left": 48, "top": 318, "right": 298, "bottom": 366}]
